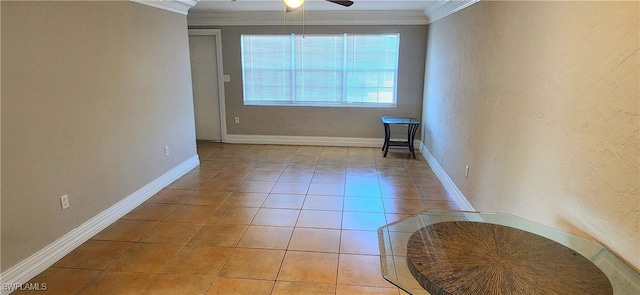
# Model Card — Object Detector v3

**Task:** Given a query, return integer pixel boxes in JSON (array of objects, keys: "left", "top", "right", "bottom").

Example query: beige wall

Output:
[
  {"left": 197, "top": 25, "right": 426, "bottom": 138},
  {"left": 1, "top": 1, "right": 197, "bottom": 270},
  {"left": 423, "top": 1, "right": 639, "bottom": 268},
  {"left": 0, "top": 0, "right": 3, "bottom": 272}
]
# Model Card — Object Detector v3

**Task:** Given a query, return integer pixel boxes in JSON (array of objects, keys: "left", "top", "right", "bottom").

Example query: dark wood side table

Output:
[{"left": 381, "top": 116, "right": 421, "bottom": 159}]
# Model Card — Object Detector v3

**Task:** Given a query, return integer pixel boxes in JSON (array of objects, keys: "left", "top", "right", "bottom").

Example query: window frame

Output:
[{"left": 241, "top": 33, "right": 400, "bottom": 108}]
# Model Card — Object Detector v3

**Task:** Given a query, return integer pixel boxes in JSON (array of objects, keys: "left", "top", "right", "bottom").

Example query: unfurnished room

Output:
[{"left": 1, "top": 0, "right": 639, "bottom": 294}]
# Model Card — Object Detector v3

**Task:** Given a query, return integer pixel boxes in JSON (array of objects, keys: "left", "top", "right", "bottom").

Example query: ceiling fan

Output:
[{"left": 285, "top": 0, "right": 354, "bottom": 12}]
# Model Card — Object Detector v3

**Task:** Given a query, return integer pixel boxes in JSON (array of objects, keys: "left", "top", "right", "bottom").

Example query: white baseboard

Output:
[
  {"left": 0, "top": 155, "right": 200, "bottom": 295},
  {"left": 224, "top": 134, "right": 420, "bottom": 148},
  {"left": 418, "top": 142, "right": 475, "bottom": 211}
]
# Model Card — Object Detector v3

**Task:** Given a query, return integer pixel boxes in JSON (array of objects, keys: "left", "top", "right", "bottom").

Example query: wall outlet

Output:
[
  {"left": 464, "top": 164, "right": 469, "bottom": 178},
  {"left": 164, "top": 146, "right": 170, "bottom": 156},
  {"left": 60, "top": 195, "right": 70, "bottom": 210},
  {"left": 223, "top": 75, "right": 231, "bottom": 82},
  {"left": 234, "top": 117, "right": 240, "bottom": 124}
]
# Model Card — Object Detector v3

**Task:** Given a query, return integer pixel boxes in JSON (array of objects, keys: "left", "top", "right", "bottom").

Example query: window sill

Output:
[{"left": 243, "top": 101, "right": 397, "bottom": 108}]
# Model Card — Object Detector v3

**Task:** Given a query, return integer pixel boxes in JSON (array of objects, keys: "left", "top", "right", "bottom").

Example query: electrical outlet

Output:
[
  {"left": 164, "top": 146, "right": 170, "bottom": 156},
  {"left": 234, "top": 117, "right": 240, "bottom": 124},
  {"left": 464, "top": 164, "right": 469, "bottom": 178},
  {"left": 60, "top": 195, "right": 70, "bottom": 210},
  {"left": 223, "top": 75, "right": 231, "bottom": 82}
]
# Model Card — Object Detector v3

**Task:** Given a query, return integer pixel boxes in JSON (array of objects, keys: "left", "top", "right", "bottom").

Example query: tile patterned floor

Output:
[{"left": 16, "top": 142, "right": 458, "bottom": 295}]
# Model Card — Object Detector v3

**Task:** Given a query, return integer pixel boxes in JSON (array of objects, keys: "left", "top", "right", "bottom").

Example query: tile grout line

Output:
[{"left": 50, "top": 143, "right": 446, "bottom": 294}]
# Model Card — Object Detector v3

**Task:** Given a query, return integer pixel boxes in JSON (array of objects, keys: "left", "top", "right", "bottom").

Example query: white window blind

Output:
[{"left": 241, "top": 33, "right": 400, "bottom": 107}]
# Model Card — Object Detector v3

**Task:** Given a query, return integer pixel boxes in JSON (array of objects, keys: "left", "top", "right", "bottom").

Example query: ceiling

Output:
[
  {"left": 188, "top": 0, "right": 480, "bottom": 25},
  {"left": 192, "top": 0, "right": 450, "bottom": 13}
]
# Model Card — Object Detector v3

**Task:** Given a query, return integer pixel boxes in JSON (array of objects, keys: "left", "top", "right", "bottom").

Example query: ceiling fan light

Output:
[{"left": 284, "top": 0, "right": 304, "bottom": 9}]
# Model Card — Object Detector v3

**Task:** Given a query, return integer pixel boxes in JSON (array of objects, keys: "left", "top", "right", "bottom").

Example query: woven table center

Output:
[{"left": 406, "top": 221, "right": 613, "bottom": 295}]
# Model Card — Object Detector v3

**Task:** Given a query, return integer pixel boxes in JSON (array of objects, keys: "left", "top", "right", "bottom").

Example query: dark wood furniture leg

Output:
[
  {"left": 408, "top": 123, "right": 420, "bottom": 159},
  {"left": 383, "top": 122, "right": 390, "bottom": 157}
]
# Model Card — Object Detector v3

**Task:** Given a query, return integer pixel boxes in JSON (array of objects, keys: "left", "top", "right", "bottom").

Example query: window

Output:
[{"left": 241, "top": 33, "right": 400, "bottom": 107}]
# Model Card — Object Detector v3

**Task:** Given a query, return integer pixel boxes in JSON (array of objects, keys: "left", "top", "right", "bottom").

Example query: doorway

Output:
[{"left": 188, "top": 29, "right": 226, "bottom": 142}]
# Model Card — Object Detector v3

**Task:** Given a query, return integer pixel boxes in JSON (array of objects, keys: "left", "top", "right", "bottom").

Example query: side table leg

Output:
[
  {"left": 383, "top": 123, "right": 390, "bottom": 157},
  {"left": 382, "top": 125, "right": 387, "bottom": 151},
  {"left": 408, "top": 124, "right": 420, "bottom": 159}
]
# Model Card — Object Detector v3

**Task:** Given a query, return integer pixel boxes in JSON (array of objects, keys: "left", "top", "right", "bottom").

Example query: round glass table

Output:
[{"left": 378, "top": 210, "right": 640, "bottom": 295}]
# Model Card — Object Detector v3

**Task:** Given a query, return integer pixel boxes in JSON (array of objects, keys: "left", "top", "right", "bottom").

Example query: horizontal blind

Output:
[
  {"left": 241, "top": 34, "right": 292, "bottom": 102},
  {"left": 345, "top": 34, "right": 399, "bottom": 104},
  {"left": 241, "top": 33, "right": 399, "bottom": 106},
  {"left": 295, "top": 35, "right": 343, "bottom": 103}
]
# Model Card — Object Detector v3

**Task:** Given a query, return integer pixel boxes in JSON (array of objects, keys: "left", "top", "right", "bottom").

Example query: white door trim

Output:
[{"left": 188, "top": 29, "right": 227, "bottom": 142}]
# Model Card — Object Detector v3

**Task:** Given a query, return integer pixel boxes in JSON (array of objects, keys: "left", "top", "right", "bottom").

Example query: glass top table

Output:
[{"left": 378, "top": 210, "right": 640, "bottom": 295}]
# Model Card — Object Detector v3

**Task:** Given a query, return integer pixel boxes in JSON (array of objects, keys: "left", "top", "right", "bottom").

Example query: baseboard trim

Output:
[
  {"left": 224, "top": 134, "right": 420, "bottom": 148},
  {"left": 225, "top": 134, "right": 381, "bottom": 147},
  {"left": 418, "top": 142, "right": 475, "bottom": 211},
  {"left": 0, "top": 155, "right": 200, "bottom": 295}
]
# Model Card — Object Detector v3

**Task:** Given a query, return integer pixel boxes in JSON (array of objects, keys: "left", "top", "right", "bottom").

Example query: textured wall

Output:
[
  {"left": 1, "top": 1, "right": 197, "bottom": 270},
  {"left": 202, "top": 25, "right": 426, "bottom": 138},
  {"left": 423, "top": 1, "right": 639, "bottom": 268}
]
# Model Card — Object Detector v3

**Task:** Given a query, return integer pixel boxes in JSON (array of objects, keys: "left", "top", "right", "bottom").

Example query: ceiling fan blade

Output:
[
  {"left": 325, "top": 0, "right": 354, "bottom": 7},
  {"left": 286, "top": 5, "right": 298, "bottom": 12}
]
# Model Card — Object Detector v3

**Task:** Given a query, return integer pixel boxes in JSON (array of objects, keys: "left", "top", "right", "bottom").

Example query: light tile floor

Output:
[{"left": 16, "top": 142, "right": 458, "bottom": 295}]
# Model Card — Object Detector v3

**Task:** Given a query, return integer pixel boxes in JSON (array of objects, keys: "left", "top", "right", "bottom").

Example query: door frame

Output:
[{"left": 188, "top": 28, "right": 227, "bottom": 142}]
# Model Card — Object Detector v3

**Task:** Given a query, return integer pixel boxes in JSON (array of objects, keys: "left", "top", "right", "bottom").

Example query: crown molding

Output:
[
  {"left": 187, "top": 10, "right": 429, "bottom": 26},
  {"left": 423, "top": 0, "right": 480, "bottom": 24},
  {"left": 130, "top": 0, "right": 198, "bottom": 15}
]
